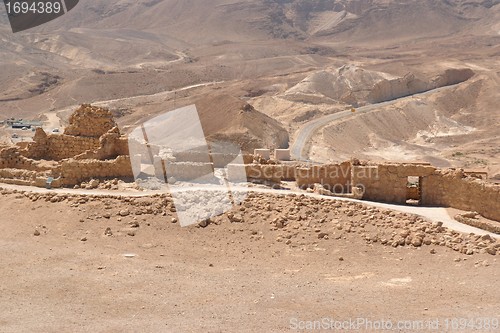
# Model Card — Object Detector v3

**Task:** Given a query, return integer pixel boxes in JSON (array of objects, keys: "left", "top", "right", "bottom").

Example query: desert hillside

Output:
[
  {"left": 0, "top": 0, "right": 498, "bottom": 174},
  {"left": 195, "top": 94, "right": 289, "bottom": 152},
  {"left": 0, "top": 1, "right": 499, "bottom": 331}
]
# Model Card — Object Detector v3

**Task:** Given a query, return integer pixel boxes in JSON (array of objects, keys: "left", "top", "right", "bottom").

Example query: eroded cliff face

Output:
[{"left": 285, "top": 66, "right": 474, "bottom": 106}]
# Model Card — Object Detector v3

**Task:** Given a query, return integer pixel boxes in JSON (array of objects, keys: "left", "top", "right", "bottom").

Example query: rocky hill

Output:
[
  {"left": 195, "top": 94, "right": 289, "bottom": 152},
  {"left": 285, "top": 66, "right": 475, "bottom": 106}
]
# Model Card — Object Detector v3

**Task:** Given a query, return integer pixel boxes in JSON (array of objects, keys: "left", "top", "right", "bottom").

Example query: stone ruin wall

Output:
[
  {"left": 226, "top": 164, "right": 296, "bottom": 183},
  {"left": 0, "top": 104, "right": 132, "bottom": 188},
  {"left": 0, "top": 103, "right": 497, "bottom": 223},
  {"left": 351, "top": 163, "right": 436, "bottom": 204},
  {"left": 236, "top": 161, "right": 499, "bottom": 222},
  {"left": 130, "top": 146, "right": 257, "bottom": 182},
  {"left": 64, "top": 104, "right": 117, "bottom": 138},
  {"left": 350, "top": 163, "right": 500, "bottom": 222},
  {"left": 138, "top": 147, "right": 255, "bottom": 168},
  {"left": 0, "top": 146, "right": 57, "bottom": 173},
  {"left": 421, "top": 170, "right": 500, "bottom": 222},
  {"left": 74, "top": 130, "right": 130, "bottom": 161},
  {"left": 23, "top": 104, "right": 121, "bottom": 162},
  {"left": 25, "top": 132, "right": 101, "bottom": 161},
  {"left": 59, "top": 156, "right": 133, "bottom": 186},
  {"left": 295, "top": 161, "right": 352, "bottom": 191}
]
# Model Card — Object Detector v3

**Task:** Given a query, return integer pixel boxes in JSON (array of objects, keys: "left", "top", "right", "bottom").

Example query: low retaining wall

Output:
[
  {"left": 60, "top": 156, "right": 133, "bottom": 185},
  {"left": 296, "top": 162, "right": 351, "bottom": 191},
  {"left": 228, "top": 164, "right": 296, "bottom": 183},
  {"left": 422, "top": 170, "right": 500, "bottom": 222}
]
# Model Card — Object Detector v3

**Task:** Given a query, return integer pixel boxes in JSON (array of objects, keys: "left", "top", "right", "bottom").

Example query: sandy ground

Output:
[
  {"left": 0, "top": 191, "right": 498, "bottom": 332},
  {"left": 0, "top": 2, "right": 499, "bottom": 331}
]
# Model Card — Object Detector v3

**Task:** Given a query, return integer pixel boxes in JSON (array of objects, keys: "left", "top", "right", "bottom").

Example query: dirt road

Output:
[{"left": 290, "top": 84, "right": 463, "bottom": 161}]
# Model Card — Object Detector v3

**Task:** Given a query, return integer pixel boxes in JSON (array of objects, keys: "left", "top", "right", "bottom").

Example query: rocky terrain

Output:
[
  {"left": 0, "top": 1, "right": 499, "bottom": 331},
  {"left": 195, "top": 94, "right": 290, "bottom": 152},
  {"left": 0, "top": 187, "right": 499, "bottom": 331},
  {"left": 10, "top": 188, "right": 500, "bottom": 256},
  {"left": 284, "top": 66, "right": 475, "bottom": 106},
  {"left": 0, "top": 1, "right": 498, "bottom": 176}
]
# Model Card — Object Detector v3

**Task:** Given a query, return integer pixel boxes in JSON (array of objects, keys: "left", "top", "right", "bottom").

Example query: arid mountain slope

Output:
[
  {"left": 0, "top": 0, "right": 498, "bottom": 172},
  {"left": 195, "top": 94, "right": 290, "bottom": 152},
  {"left": 285, "top": 66, "right": 475, "bottom": 106}
]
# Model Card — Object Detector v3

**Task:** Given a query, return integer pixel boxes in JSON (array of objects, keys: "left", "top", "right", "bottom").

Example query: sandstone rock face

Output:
[
  {"left": 64, "top": 104, "right": 117, "bottom": 138},
  {"left": 285, "top": 66, "right": 474, "bottom": 107}
]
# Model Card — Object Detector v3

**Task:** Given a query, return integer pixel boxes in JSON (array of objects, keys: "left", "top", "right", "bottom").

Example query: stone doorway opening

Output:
[{"left": 406, "top": 176, "right": 422, "bottom": 206}]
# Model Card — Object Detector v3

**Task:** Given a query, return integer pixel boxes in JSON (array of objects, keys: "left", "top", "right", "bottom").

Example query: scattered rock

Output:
[
  {"left": 318, "top": 232, "right": 329, "bottom": 239},
  {"left": 462, "top": 211, "right": 479, "bottom": 219},
  {"left": 411, "top": 238, "right": 423, "bottom": 247},
  {"left": 229, "top": 213, "right": 244, "bottom": 223},
  {"left": 88, "top": 179, "right": 99, "bottom": 189},
  {"left": 486, "top": 247, "right": 497, "bottom": 256},
  {"left": 199, "top": 219, "right": 210, "bottom": 228},
  {"left": 119, "top": 209, "right": 130, "bottom": 217},
  {"left": 104, "top": 227, "right": 113, "bottom": 236},
  {"left": 481, "top": 234, "right": 493, "bottom": 242}
]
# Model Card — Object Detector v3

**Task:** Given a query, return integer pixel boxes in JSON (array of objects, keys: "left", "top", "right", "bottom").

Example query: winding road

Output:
[
  {"left": 43, "top": 80, "right": 226, "bottom": 130},
  {"left": 290, "top": 84, "right": 461, "bottom": 161},
  {"left": 3, "top": 75, "right": 494, "bottom": 238}
]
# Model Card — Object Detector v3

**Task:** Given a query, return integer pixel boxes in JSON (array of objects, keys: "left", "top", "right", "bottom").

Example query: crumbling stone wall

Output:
[
  {"left": 0, "top": 146, "right": 58, "bottom": 172},
  {"left": 422, "top": 170, "right": 500, "bottom": 222},
  {"left": 348, "top": 163, "right": 499, "bottom": 222},
  {"left": 0, "top": 147, "right": 25, "bottom": 169},
  {"left": 26, "top": 132, "right": 100, "bottom": 161},
  {"left": 296, "top": 162, "right": 351, "bottom": 191},
  {"left": 227, "top": 164, "right": 296, "bottom": 183},
  {"left": 25, "top": 104, "right": 123, "bottom": 161},
  {"left": 0, "top": 168, "right": 56, "bottom": 187},
  {"left": 245, "top": 164, "right": 283, "bottom": 183},
  {"left": 64, "top": 104, "right": 117, "bottom": 137},
  {"left": 23, "top": 104, "right": 123, "bottom": 162},
  {"left": 165, "top": 162, "right": 215, "bottom": 182},
  {"left": 75, "top": 127, "right": 130, "bottom": 160},
  {"left": 0, "top": 105, "right": 133, "bottom": 187},
  {"left": 60, "top": 156, "right": 133, "bottom": 186},
  {"left": 159, "top": 151, "right": 254, "bottom": 168},
  {"left": 0, "top": 103, "right": 497, "bottom": 224},
  {"left": 351, "top": 163, "right": 435, "bottom": 204}
]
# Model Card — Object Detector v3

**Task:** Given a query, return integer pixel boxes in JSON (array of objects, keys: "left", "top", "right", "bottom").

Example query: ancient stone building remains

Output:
[
  {"left": 0, "top": 104, "right": 498, "bottom": 224},
  {"left": 234, "top": 160, "right": 499, "bottom": 222},
  {"left": 0, "top": 105, "right": 132, "bottom": 187}
]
